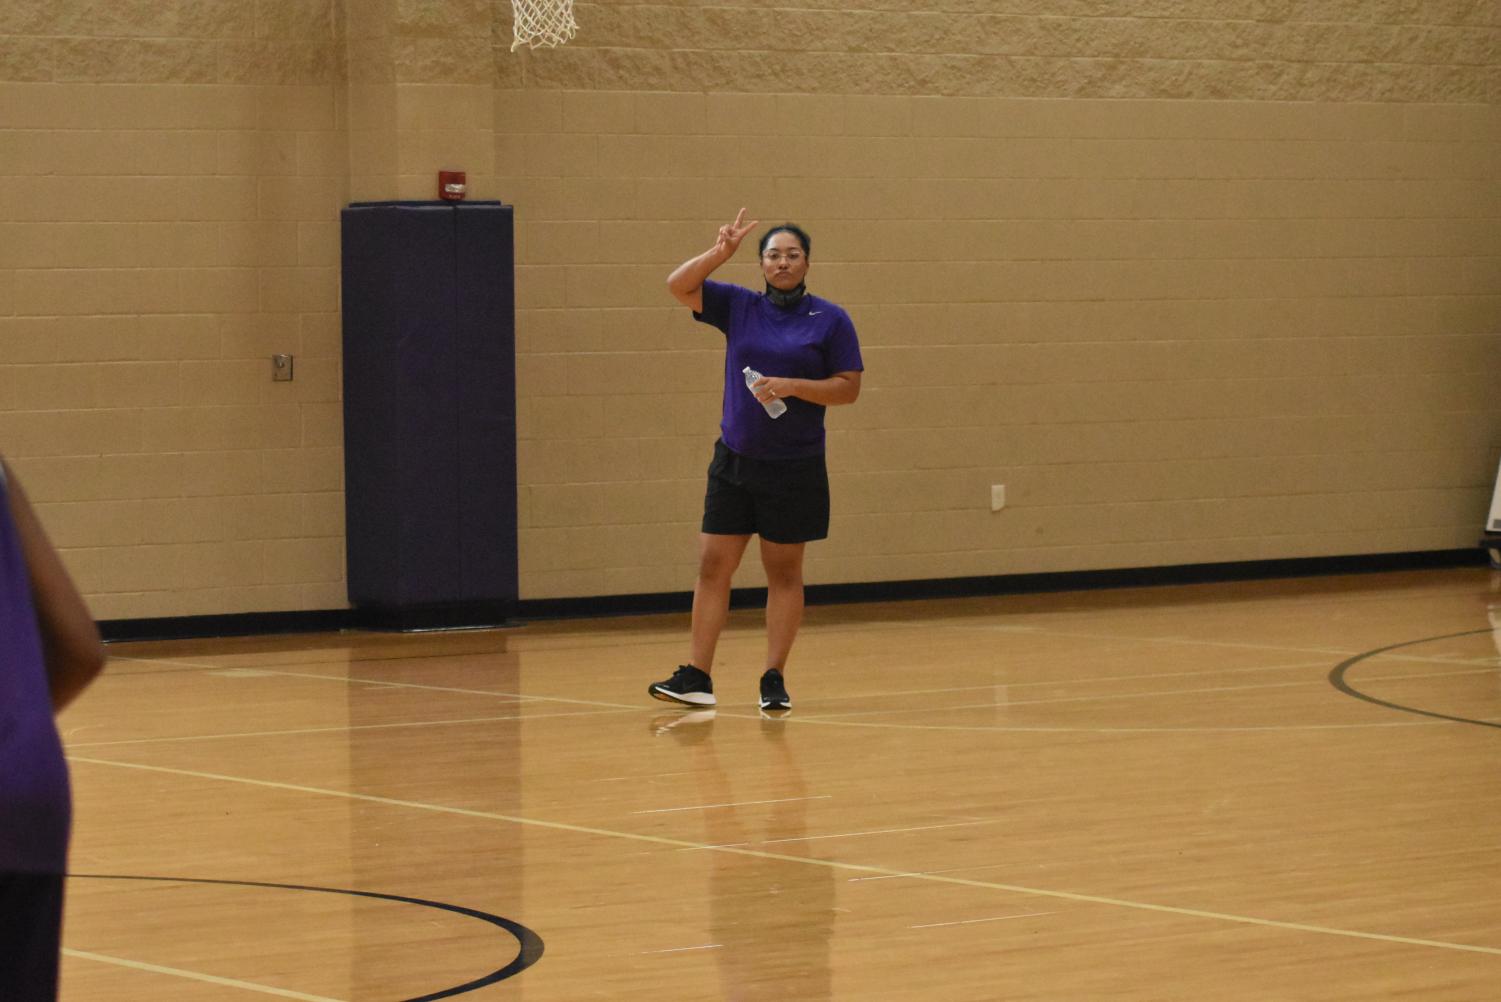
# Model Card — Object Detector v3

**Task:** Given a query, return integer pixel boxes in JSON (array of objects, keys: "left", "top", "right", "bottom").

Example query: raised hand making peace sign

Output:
[
  {"left": 714, "top": 207, "right": 760, "bottom": 259},
  {"left": 667, "top": 207, "right": 761, "bottom": 312}
]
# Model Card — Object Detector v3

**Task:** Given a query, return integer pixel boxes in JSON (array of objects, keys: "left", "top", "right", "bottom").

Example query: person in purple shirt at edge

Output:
[
  {"left": 1, "top": 456, "right": 106, "bottom": 1001},
  {"left": 650, "top": 209, "right": 864, "bottom": 714}
]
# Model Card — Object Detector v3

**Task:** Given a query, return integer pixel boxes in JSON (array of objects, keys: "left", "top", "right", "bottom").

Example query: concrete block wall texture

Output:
[
  {"left": 501, "top": 1, "right": 1501, "bottom": 598},
  {"left": 2, "top": 1, "right": 1499, "bottom": 617},
  {"left": 0, "top": 1, "right": 348, "bottom": 619}
]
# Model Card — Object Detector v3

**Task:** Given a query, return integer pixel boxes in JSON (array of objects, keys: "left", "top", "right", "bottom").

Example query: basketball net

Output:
[{"left": 511, "top": 0, "right": 578, "bottom": 51}]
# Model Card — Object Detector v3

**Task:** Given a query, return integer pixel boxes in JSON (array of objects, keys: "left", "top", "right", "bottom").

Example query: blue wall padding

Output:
[{"left": 341, "top": 201, "right": 518, "bottom": 609}]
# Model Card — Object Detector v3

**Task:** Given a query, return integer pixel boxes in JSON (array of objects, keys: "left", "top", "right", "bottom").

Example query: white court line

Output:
[
  {"left": 955, "top": 623, "right": 1499, "bottom": 670},
  {"left": 809, "top": 677, "right": 1325, "bottom": 721},
  {"left": 1354, "top": 666, "right": 1501, "bottom": 683},
  {"left": 1359, "top": 653, "right": 1501, "bottom": 669},
  {"left": 109, "top": 658, "right": 545, "bottom": 701},
  {"left": 757, "top": 820, "right": 998, "bottom": 846},
  {"left": 105, "top": 654, "right": 1344, "bottom": 732},
  {"left": 62, "top": 948, "right": 344, "bottom": 1001},
  {"left": 1373, "top": 657, "right": 1501, "bottom": 668},
  {"left": 264, "top": 669, "right": 643, "bottom": 712},
  {"left": 639, "top": 944, "right": 723, "bottom": 955},
  {"left": 812, "top": 659, "right": 1332, "bottom": 705},
  {"left": 693, "top": 819, "right": 999, "bottom": 850},
  {"left": 723, "top": 711, "right": 1480, "bottom": 735},
  {"left": 802, "top": 664, "right": 1501, "bottom": 723},
  {"left": 118, "top": 653, "right": 1333, "bottom": 718},
  {"left": 108, "top": 655, "right": 240, "bottom": 670},
  {"left": 64, "top": 707, "right": 640, "bottom": 749},
  {"left": 862, "top": 663, "right": 1499, "bottom": 727},
  {"left": 953, "top": 624, "right": 1356, "bottom": 658},
  {"left": 633, "top": 795, "right": 831, "bottom": 815},
  {"left": 850, "top": 860, "right": 1036, "bottom": 884},
  {"left": 65, "top": 755, "right": 1501, "bottom": 959},
  {"left": 99, "top": 645, "right": 1501, "bottom": 741},
  {"left": 911, "top": 912, "right": 1055, "bottom": 929},
  {"left": 89, "top": 670, "right": 1489, "bottom": 742}
]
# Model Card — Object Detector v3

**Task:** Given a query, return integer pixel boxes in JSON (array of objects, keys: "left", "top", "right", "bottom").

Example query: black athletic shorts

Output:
[{"left": 701, "top": 439, "right": 830, "bottom": 544}]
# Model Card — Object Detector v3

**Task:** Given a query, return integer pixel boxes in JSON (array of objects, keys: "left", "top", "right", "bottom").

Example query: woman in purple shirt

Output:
[
  {"left": 1, "top": 457, "right": 106, "bottom": 1000},
  {"left": 650, "top": 210, "right": 863, "bottom": 713}
]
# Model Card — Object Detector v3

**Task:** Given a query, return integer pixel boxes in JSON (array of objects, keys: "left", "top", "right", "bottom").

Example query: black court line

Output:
[
  {"left": 67, "top": 874, "right": 543, "bottom": 1000},
  {"left": 1328, "top": 628, "right": 1501, "bottom": 731}
]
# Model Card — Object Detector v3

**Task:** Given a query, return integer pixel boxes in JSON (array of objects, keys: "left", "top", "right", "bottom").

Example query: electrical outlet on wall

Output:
[{"left": 990, "top": 484, "right": 1005, "bottom": 511}]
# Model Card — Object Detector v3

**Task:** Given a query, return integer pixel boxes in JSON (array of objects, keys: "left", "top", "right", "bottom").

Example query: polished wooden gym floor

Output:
[{"left": 57, "top": 567, "right": 1501, "bottom": 1000}]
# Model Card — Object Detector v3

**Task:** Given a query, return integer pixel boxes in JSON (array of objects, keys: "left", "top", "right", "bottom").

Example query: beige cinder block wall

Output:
[
  {"left": 0, "top": 1, "right": 504, "bottom": 621},
  {"left": 502, "top": 2, "right": 1501, "bottom": 599},
  {"left": 0, "top": 1, "right": 349, "bottom": 619},
  {"left": 3, "top": 2, "right": 1500, "bottom": 619}
]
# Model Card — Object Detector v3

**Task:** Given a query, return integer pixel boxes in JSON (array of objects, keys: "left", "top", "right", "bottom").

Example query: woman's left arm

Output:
[
  {"left": 3, "top": 458, "right": 106, "bottom": 711},
  {"left": 751, "top": 371, "right": 861, "bottom": 407}
]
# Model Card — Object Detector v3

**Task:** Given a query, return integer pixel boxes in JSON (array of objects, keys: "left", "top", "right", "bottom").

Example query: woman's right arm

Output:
[
  {"left": 667, "top": 208, "right": 759, "bottom": 313},
  {"left": 3, "top": 459, "right": 105, "bottom": 712}
]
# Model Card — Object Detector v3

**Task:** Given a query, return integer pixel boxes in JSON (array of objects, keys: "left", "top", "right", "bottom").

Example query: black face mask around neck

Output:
[{"left": 765, "top": 282, "right": 807, "bottom": 309}]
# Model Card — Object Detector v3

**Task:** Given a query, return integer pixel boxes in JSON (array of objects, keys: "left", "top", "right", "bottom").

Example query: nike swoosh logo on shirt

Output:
[{"left": 809, "top": 310, "right": 822, "bottom": 315}]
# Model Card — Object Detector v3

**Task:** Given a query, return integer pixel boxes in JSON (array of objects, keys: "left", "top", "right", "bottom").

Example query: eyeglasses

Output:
[{"left": 761, "top": 250, "right": 805, "bottom": 264}]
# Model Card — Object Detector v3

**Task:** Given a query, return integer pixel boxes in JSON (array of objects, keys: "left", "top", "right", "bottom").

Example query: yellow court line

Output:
[
  {"left": 62, "top": 948, "right": 345, "bottom": 1002},
  {"left": 66, "top": 755, "right": 1501, "bottom": 959}
]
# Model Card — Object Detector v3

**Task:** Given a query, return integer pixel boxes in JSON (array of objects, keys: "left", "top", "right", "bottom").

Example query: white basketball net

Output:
[{"left": 511, "top": 0, "right": 578, "bottom": 51}]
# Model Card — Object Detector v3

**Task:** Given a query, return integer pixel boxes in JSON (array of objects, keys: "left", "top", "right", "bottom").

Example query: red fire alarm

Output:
[{"left": 438, "top": 170, "right": 467, "bottom": 201}]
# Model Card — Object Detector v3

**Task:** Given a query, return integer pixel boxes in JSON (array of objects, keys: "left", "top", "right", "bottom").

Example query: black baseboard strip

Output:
[
  {"left": 99, "top": 547, "right": 1489, "bottom": 643},
  {"left": 100, "top": 609, "right": 351, "bottom": 644},
  {"left": 512, "top": 547, "right": 1489, "bottom": 622},
  {"left": 808, "top": 547, "right": 1489, "bottom": 605},
  {"left": 98, "top": 602, "right": 517, "bottom": 644}
]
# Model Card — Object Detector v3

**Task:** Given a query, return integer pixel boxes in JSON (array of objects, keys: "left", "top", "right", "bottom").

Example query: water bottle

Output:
[{"left": 742, "top": 366, "right": 786, "bottom": 418}]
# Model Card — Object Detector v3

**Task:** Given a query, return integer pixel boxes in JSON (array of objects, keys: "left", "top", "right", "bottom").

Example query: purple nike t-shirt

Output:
[
  {"left": 0, "top": 467, "right": 76, "bottom": 1002},
  {"left": 0, "top": 471, "right": 71, "bottom": 876},
  {"left": 694, "top": 280, "right": 864, "bottom": 461}
]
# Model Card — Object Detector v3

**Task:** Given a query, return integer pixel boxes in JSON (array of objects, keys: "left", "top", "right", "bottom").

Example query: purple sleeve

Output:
[
  {"left": 825, "top": 310, "right": 864, "bottom": 374},
  {"left": 692, "top": 279, "right": 738, "bottom": 335}
]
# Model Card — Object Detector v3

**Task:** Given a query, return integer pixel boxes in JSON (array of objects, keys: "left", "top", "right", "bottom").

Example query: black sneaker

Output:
[
  {"left": 759, "top": 668, "right": 791, "bottom": 711},
  {"left": 649, "top": 664, "right": 716, "bottom": 707}
]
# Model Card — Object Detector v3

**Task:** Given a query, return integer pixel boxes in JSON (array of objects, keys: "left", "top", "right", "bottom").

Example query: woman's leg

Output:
[
  {"left": 759, "top": 538, "right": 806, "bottom": 672},
  {"left": 690, "top": 532, "right": 751, "bottom": 672}
]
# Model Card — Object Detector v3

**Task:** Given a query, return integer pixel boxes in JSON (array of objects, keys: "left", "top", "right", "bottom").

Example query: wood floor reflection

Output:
[{"left": 58, "top": 567, "right": 1501, "bottom": 1000}]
